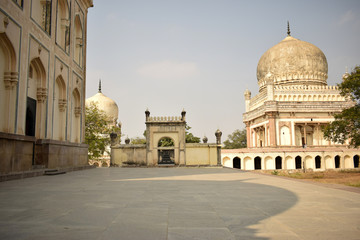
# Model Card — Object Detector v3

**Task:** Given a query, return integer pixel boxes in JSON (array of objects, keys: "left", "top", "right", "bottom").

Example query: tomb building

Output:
[
  {"left": 85, "top": 80, "right": 121, "bottom": 167},
  {"left": 222, "top": 25, "right": 360, "bottom": 170},
  {"left": 0, "top": 0, "right": 93, "bottom": 178}
]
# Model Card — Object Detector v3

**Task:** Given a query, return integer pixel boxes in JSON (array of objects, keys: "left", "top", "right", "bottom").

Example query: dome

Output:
[
  {"left": 257, "top": 35, "right": 328, "bottom": 90},
  {"left": 85, "top": 82, "right": 119, "bottom": 125}
]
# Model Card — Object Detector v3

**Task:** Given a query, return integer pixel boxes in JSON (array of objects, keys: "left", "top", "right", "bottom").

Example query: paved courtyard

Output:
[{"left": 0, "top": 167, "right": 359, "bottom": 240}]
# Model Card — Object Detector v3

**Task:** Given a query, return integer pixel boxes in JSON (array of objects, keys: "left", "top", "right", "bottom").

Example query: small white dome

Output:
[{"left": 86, "top": 82, "right": 119, "bottom": 125}]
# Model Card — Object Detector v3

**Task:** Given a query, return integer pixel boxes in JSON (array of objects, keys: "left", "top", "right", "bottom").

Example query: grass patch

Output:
[{"left": 263, "top": 169, "right": 360, "bottom": 187}]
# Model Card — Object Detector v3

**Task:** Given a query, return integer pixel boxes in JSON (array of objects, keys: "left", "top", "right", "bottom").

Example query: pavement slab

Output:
[{"left": 0, "top": 167, "right": 359, "bottom": 240}]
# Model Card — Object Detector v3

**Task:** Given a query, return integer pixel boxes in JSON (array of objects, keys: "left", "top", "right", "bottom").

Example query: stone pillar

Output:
[
  {"left": 303, "top": 123, "right": 307, "bottom": 146},
  {"left": 145, "top": 109, "right": 150, "bottom": 121},
  {"left": 267, "top": 112, "right": 277, "bottom": 147},
  {"left": 215, "top": 129, "right": 222, "bottom": 166},
  {"left": 245, "top": 122, "right": 251, "bottom": 148},
  {"left": 244, "top": 89, "right": 251, "bottom": 112}
]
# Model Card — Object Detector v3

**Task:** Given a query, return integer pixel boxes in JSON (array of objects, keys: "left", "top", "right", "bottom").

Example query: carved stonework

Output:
[
  {"left": 4, "top": 72, "right": 18, "bottom": 89},
  {"left": 37, "top": 88, "right": 47, "bottom": 103},
  {"left": 58, "top": 99, "right": 67, "bottom": 112},
  {"left": 3, "top": 16, "right": 9, "bottom": 28},
  {"left": 74, "top": 107, "right": 82, "bottom": 117}
]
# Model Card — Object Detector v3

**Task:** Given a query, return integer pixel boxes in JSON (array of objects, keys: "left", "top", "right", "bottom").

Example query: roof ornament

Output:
[
  {"left": 98, "top": 79, "right": 102, "bottom": 93},
  {"left": 287, "top": 21, "right": 291, "bottom": 36}
]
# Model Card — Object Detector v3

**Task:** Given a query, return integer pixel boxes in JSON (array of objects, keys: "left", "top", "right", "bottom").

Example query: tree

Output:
[
  {"left": 223, "top": 129, "right": 247, "bottom": 149},
  {"left": 130, "top": 137, "right": 146, "bottom": 145},
  {"left": 323, "top": 66, "right": 360, "bottom": 147},
  {"left": 185, "top": 125, "right": 200, "bottom": 143},
  {"left": 85, "top": 102, "right": 121, "bottom": 160}
]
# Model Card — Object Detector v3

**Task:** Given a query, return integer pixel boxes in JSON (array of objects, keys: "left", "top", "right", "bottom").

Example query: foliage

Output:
[
  {"left": 158, "top": 137, "right": 175, "bottom": 147},
  {"left": 223, "top": 129, "right": 247, "bottom": 149},
  {"left": 130, "top": 137, "right": 146, "bottom": 145},
  {"left": 185, "top": 125, "right": 200, "bottom": 143},
  {"left": 323, "top": 66, "right": 360, "bottom": 147},
  {"left": 85, "top": 103, "right": 121, "bottom": 160}
]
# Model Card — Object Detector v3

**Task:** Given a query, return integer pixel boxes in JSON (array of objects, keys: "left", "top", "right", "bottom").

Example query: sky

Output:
[{"left": 85, "top": 0, "right": 360, "bottom": 143}]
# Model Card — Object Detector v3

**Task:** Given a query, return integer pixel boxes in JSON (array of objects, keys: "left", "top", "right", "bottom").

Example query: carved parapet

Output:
[
  {"left": 58, "top": 99, "right": 67, "bottom": 112},
  {"left": 37, "top": 87, "right": 47, "bottom": 103},
  {"left": 147, "top": 116, "right": 184, "bottom": 122},
  {"left": 4, "top": 71, "right": 18, "bottom": 89}
]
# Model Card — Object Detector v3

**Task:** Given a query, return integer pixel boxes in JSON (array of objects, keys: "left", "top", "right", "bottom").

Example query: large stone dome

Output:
[
  {"left": 257, "top": 35, "right": 328, "bottom": 91},
  {"left": 85, "top": 83, "right": 119, "bottom": 125}
]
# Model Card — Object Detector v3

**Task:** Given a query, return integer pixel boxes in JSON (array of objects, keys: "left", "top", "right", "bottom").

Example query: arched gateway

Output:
[{"left": 145, "top": 109, "right": 186, "bottom": 166}]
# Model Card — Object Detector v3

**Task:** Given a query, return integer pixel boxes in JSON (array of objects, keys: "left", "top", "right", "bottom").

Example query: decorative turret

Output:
[
  {"left": 244, "top": 89, "right": 251, "bottom": 112},
  {"left": 202, "top": 136, "right": 208, "bottom": 143},
  {"left": 181, "top": 109, "right": 186, "bottom": 121},
  {"left": 145, "top": 108, "right": 150, "bottom": 121},
  {"left": 215, "top": 129, "right": 222, "bottom": 144}
]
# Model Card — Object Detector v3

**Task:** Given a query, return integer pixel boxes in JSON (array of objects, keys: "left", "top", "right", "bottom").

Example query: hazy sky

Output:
[{"left": 86, "top": 0, "right": 360, "bottom": 143}]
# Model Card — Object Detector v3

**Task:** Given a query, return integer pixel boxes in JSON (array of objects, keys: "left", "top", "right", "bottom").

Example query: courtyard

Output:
[{"left": 0, "top": 168, "right": 359, "bottom": 240}]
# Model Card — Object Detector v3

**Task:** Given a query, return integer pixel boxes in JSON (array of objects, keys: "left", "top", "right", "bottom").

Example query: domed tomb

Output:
[
  {"left": 257, "top": 32, "right": 328, "bottom": 91},
  {"left": 85, "top": 80, "right": 119, "bottom": 125}
]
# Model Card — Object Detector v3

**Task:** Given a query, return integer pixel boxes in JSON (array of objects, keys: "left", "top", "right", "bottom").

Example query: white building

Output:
[{"left": 222, "top": 27, "right": 360, "bottom": 171}]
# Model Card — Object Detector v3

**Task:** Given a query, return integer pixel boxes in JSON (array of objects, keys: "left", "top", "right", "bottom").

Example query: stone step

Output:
[
  {"left": 32, "top": 165, "right": 46, "bottom": 169},
  {"left": 44, "top": 169, "right": 66, "bottom": 175}
]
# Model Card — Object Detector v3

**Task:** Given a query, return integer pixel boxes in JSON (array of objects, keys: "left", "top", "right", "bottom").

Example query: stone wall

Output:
[
  {"left": 185, "top": 143, "right": 218, "bottom": 166},
  {"left": 0, "top": 133, "right": 35, "bottom": 174},
  {"left": 111, "top": 143, "right": 219, "bottom": 166}
]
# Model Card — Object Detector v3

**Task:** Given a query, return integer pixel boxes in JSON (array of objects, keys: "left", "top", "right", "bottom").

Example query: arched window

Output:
[
  {"left": 74, "top": 14, "right": 83, "bottom": 66},
  {"left": 31, "top": 0, "right": 52, "bottom": 34},
  {"left": 275, "top": 156, "right": 282, "bottom": 169},
  {"left": 233, "top": 157, "right": 241, "bottom": 169},
  {"left": 254, "top": 156, "right": 261, "bottom": 170},
  {"left": 335, "top": 155, "right": 341, "bottom": 169},
  {"left": 56, "top": 0, "right": 70, "bottom": 52},
  {"left": 295, "top": 156, "right": 302, "bottom": 169},
  {"left": 315, "top": 156, "right": 321, "bottom": 169},
  {"left": 354, "top": 155, "right": 359, "bottom": 168}
]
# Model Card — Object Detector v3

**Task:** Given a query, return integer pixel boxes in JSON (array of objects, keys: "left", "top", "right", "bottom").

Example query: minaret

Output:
[{"left": 98, "top": 79, "right": 102, "bottom": 93}]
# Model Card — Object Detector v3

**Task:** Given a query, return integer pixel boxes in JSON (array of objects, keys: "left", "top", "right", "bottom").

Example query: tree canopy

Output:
[
  {"left": 323, "top": 66, "right": 360, "bottom": 147},
  {"left": 223, "top": 129, "right": 247, "bottom": 149},
  {"left": 185, "top": 125, "right": 200, "bottom": 143},
  {"left": 85, "top": 103, "right": 121, "bottom": 160}
]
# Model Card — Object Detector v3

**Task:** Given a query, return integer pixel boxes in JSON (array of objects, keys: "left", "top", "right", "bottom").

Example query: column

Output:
[{"left": 267, "top": 112, "right": 277, "bottom": 147}]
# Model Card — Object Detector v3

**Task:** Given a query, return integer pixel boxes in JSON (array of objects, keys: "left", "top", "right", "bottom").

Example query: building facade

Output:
[
  {"left": 0, "top": 0, "right": 93, "bottom": 175},
  {"left": 222, "top": 28, "right": 360, "bottom": 171}
]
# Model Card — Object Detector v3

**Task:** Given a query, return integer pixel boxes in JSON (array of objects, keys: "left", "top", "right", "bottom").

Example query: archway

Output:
[
  {"left": 254, "top": 156, "right": 261, "bottom": 170},
  {"left": 275, "top": 156, "right": 282, "bottom": 169},
  {"left": 354, "top": 155, "right": 359, "bottom": 168},
  {"left": 335, "top": 155, "right": 340, "bottom": 169},
  {"left": 71, "top": 88, "right": 81, "bottom": 142},
  {"left": 295, "top": 156, "right": 302, "bottom": 169},
  {"left": 158, "top": 137, "right": 175, "bottom": 164},
  {"left": 233, "top": 157, "right": 240, "bottom": 169},
  {"left": 315, "top": 156, "right": 321, "bottom": 169}
]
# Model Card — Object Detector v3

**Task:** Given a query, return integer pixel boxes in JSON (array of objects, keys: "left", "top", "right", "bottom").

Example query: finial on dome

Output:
[
  {"left": 98, "top": 79, "right": 102, "bottom": 93},
  {"left": 287, "top": 21, "right": 291, "bottom": 36}
]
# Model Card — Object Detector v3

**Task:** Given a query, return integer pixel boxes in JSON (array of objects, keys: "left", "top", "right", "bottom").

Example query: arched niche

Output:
[
  {"left": 0, "top": 32, "right": 18, "bottom": 133},
  {"left": 26, "top": 57, "right": 47, "bottom": 138},
  {"left": 53, "top": 75, "right": 67, "bottom": 140},
  {"left": 56, "top": 0, "right": 70, "bottom": 52},
  {"left": 70, "top": 88, "right": 81, "bottom": 143},
  {"left": 74, "top": 14, "right": 83, "bottom": 66}
]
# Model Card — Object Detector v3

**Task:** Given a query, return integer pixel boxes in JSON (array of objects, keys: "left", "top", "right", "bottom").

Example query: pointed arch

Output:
[
  {"left": 70, "top": 88, "right": 81, "bottom": 142},
  {"left": 53, "top": 75, "right": 67, "bottom": 140},
  {"left": 74, "top": 14, "right": 83, "bottom": 66},
  {"left": 26, "top": 57, "right": 47, "bottom": 138},
  {"left": 56, "top": 0, "right": 70, "bottom": 52},
  {"left": 0, "top": 33, "right": 18, "bottom": 133}
]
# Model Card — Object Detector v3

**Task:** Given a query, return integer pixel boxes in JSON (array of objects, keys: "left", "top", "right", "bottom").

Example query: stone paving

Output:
[{"left": 0, "top": 167, "right": 359, "bottom": 240}]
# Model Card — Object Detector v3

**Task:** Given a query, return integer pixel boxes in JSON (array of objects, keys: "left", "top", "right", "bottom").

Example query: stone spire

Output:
[
  {"left": 287, "top": 21, "right": 291, "bottom": 36},
  {"left": 98, "top": 79, "right": 102, "bottom": 93}
]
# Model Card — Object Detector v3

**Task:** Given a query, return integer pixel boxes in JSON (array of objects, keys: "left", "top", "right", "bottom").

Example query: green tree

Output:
[
  {"left": 85, "top": 102, "right": 121, "bottom": 160},
  {"left": 323, "top": 66, "right": 360, "bottom": 147},
  {"left": 131, "top": 137, "right": 146, "bottom": 145},
  {"left": 223, "top": 129, "right": 247, "bottom": 149},
  {"left": 185, "top": 125, "right": 200, "bottom": 143}
]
